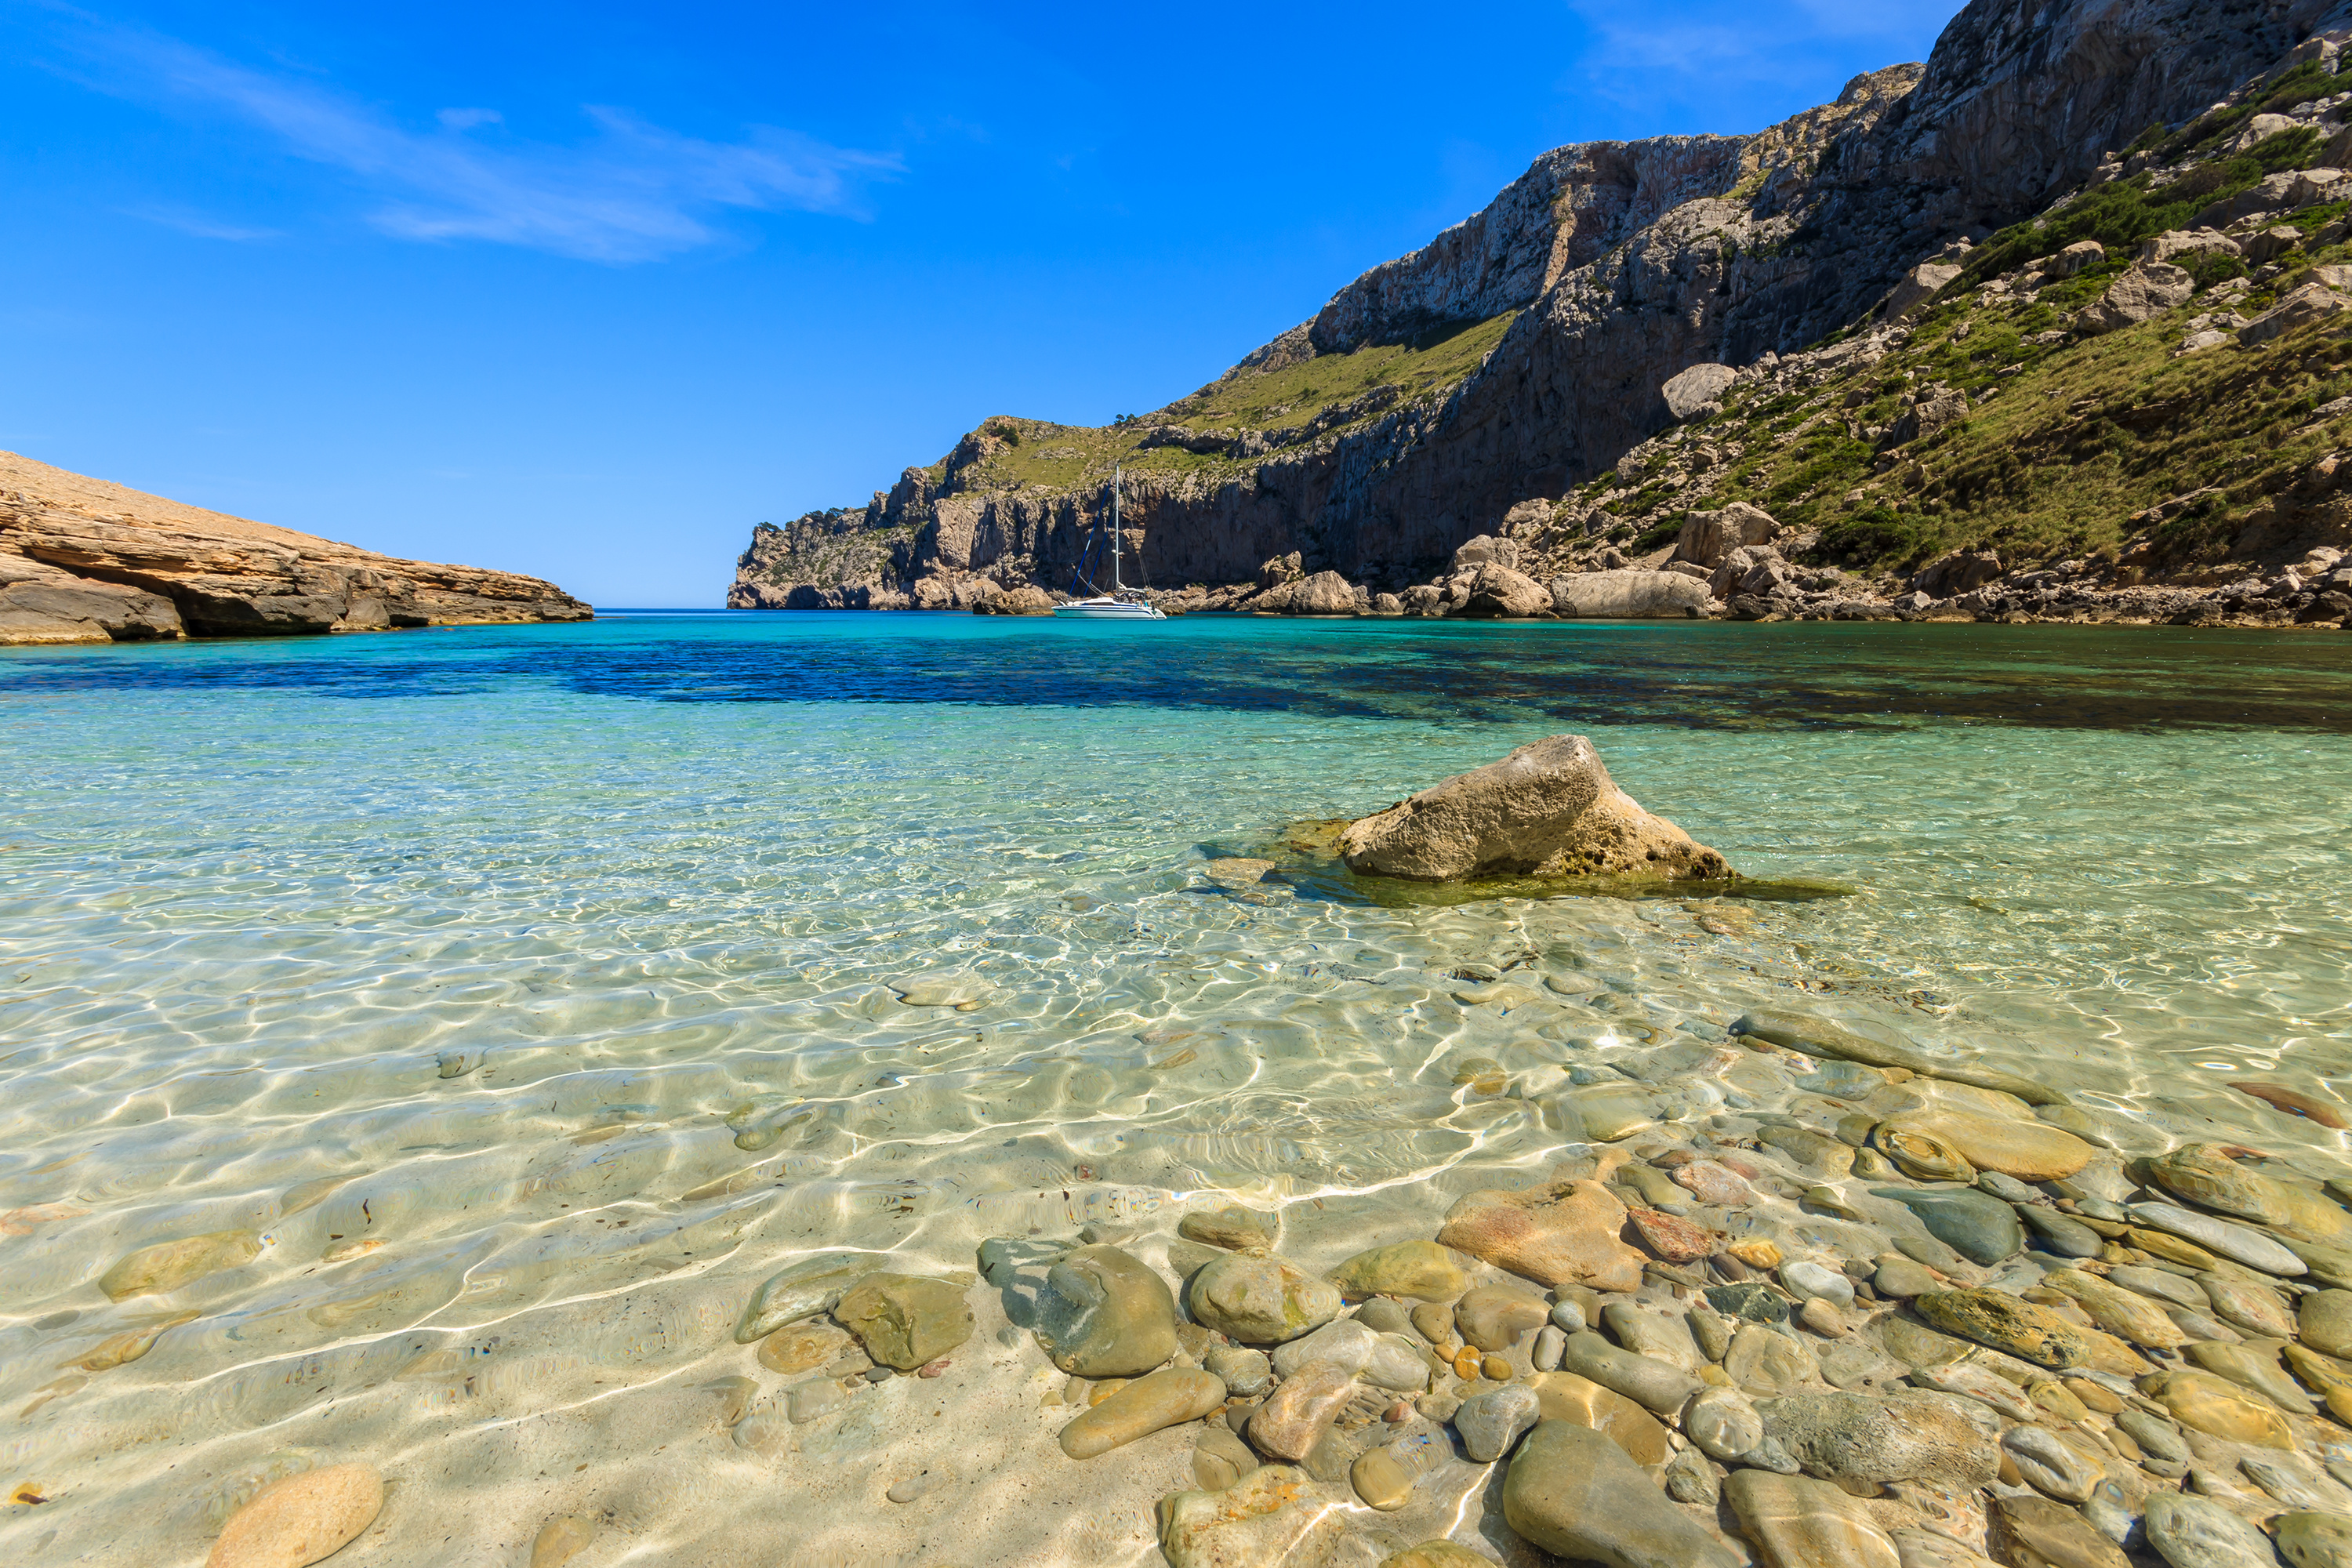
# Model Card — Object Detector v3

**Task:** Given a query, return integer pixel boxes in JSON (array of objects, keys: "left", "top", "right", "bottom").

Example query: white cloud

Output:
[
  {"left": 59, "top": 22, "right": 902, "bottom": 263},
  {"left": 120, "top": 204, "right": 280, "bottom": 241},
  {"left": 1558, "top": 0, "right": 1962, "bottom": 118}
]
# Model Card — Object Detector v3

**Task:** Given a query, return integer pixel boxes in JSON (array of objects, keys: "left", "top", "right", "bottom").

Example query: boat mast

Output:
[{"left": 1110, "top": 467, "right": 1123, "bottom": 593}]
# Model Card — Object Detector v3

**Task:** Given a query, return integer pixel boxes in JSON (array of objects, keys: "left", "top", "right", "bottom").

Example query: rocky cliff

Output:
[
  {"left": 0, "top": 451, "right": 590, "bottom": 644},
  {"left": 731, "top": 0, "right": 2352, "bottom": 622}
]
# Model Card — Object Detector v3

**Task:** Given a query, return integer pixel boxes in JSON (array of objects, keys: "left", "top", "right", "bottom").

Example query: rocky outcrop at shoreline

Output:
[
  {"left": 730, "top": 0, "right": 2352, "bottom": 629},
  {"left": 0, "top": 450, "right": 590, "bottom": 645}
]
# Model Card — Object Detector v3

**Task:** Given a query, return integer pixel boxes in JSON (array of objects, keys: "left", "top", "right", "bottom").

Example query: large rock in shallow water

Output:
[
  {"left": 1339, "top": 734, "right": 1730, "bottom": 883},
  {"left": 1504, "top": 1421, "right": 1742, "bottom": 1568},
  {"left": 1550, "top": 568, "right": 1715, "bottom": 619}
]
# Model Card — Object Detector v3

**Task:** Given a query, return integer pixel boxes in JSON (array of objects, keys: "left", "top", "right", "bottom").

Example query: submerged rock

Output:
[
  {"left": 1872, "top": 1188, "right": 2025, "bottom": 1266},
  {"left": 1758, "top": 1389, "right": 1998, "bottom": 1490},
  {"left": 1059, "top": 1368, "right": 1225, "bottom": 1458},
  {"left": 1725, "top": 1468, "right": 1900, "bottom": 1568},
  {"left": 1733, "top": 1011, "right": 2064, "bottom": 1107},
  {"left": 833, "top": 1273, "right": 974, "bottom": 1370},
  {"left": 1911, "top": 1289, "right": 2150, "bottom": 1374},
  {"left": 1454, "top": 1284, "right": 1551, "bottom": 1351},
  {"left": 2144, "top": 1144, "right": 2352, "bottom": 1247},
  {"left": 1327, "top": 1240, "right": 1464, "bottom": 1301},
  {"left": 737, "top": 1251, "right": 893, "bottom": 1342},
  {"left": 1032, "top": 1244, "right": 1180, "bottom": 1377},
  {"left": 100, "top": 1230, "right": 262, "bottom": 1301},
  {"left": 205, "top": 1462, "right": 383, "bottom": 1568},
  {"left": 1338, "top": 734, "right": 1730, "bottom": 884},
  {"left": 1157, "top": 1465, "right": 1338, "bottom": 1568},
  {"left": 1526, "top": 1370, "right": 1673, "bottom": 1468},
  {"left": 1504, "top": 1421, "right": 1741, "bottom": 1568},
  {"left": 1189, "top": 1254, "right": 1342, "bottom": 1345},
  {"left": 1247, "top": 1359, "right": 1356, "bottom": 1461},
  {"left": 2142, "top": 1494, "right": 2281, "bottom": 1568},
  {"left": 1436, "top": 1176, "right": 1646, "bottom": 1291},
  {"left": 1875, "top": 1111, "right": 2092, "bottom": 1181}
]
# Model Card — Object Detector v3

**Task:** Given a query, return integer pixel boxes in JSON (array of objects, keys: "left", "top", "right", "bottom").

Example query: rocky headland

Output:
[
  {"left": 733, "top": 0, "right": 2352, "bottom": 631},
  {"left": 0, "top": 450, "right": 590, "bottom": 645}
]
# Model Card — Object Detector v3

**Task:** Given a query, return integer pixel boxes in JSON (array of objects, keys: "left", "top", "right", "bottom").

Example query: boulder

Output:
[
  {"left": 1461, "top": 564, "right": 1554, "bottom": 618},
  {"left": 1725, "top": 1469, "right": 1900, "bottom": 1568},
  {"left": 1549, "top": 569, "right": 1715, "bottom": 619},
  {"left": 1326, "top": 1240, "right": 1465, "bottom": 1301},
  {"left": 1285, "top": 570, "right": 1361, "bottom": 615},
  {"left": 1757, "top": 1390, "right": 1998, "bottom": 1490},
  {"left": 2244, "top": 224, "right": 2305, "bottom": 265},
  {"left": 1451, "top": 534, "right": 1521, "bottom": 572},
  {"left": 1504, "top": 1421, "right": 1743, "bottom": 1568},
  {"left": 1884, "top": 261, "right": 1962, "bottom": 320},
  {"left": 1911, "top": 550, "right": 2003, "bottom": 597},
  {"left": 1030, "top": 1244, "right": 1181, "bottom": 1377},
  {"left": 1188, "top": 1254, "right": 1342, "bottom": 1344},
  {"left": 2072, "top": 262, "right": 2194, "bottom": 335},
  {"left": 2042, "top": 238, "right": 2110, "bottom": 277},
  {"left": 1889, "top": 387, "right": 1970, "bottom": 446},
  {"left": 2241, "top": 282, "right": 2352, "bottom": 347},
  {"left": 1435, "top": 1174, "right": 1647, "bottom": 1291},
  {"left": 1710, "top": 545, "right": 1791, "bottom": 601},
  {"left": 1157, "top": 1465, "right": 1341, "bottom": 1568},
  {"left": 1675, "top": 503, "right": 1780, "bottom": 568},
  {"left": 833, "top": 1273, "right": 975, "bottom": 1370},
  {"left": 972, "top": 584, "right": 1054, "bottom": 615},
  {"left": 1663, "top": 363, "right": 1738, "bottom": 420},
  {"left": 2136, "top": 230, "right": 2238, "bottom": 266},
  {"left": 1338, "top": 734, "right": 1731, "bottom": 884}
]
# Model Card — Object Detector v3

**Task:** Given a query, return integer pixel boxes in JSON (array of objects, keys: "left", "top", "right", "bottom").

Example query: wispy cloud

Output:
[
  {"left": 120, "top": 204, "right": 281, "bottom": 241},
  {"left": 1559, "top": 0, "right": 1960, "bottom": 118},
  {"left": 53, "top": 20, "right": 902, "bottom": 263}
]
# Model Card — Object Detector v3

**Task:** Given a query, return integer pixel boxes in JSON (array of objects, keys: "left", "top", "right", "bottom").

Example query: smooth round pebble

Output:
[{"left": 205, "top": 1462, "right": 384, "bottom": 1568}]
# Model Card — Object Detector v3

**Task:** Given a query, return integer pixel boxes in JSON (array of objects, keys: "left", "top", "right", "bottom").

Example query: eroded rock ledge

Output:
[{"left": 0, "top": 450, "right": 590, "bottom": 645}]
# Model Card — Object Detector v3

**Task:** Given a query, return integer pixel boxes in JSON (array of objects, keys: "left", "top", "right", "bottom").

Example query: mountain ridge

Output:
[{"left": 731, "top": 0, "right": 2352, "bottom": 628}]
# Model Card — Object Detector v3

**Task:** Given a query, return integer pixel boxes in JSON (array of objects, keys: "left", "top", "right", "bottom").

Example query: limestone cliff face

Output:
[
  {"left": 0, "top": 451, "right": 590, "bottom": 644},
  {"left": 731, "top": 0, "right": 2352, "bottom": 608}
]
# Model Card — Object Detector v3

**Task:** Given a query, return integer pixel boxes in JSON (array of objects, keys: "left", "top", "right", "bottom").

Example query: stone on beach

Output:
[
  {"left": 1526, "top": 1370, "right": 1672, "bottom": 1467},
  {"left": 1435, "top": 1176, "right": 1646, "bottom": 1291},
  {"left": 736, "top": 1251, "right": 892, "bottom": 1342},
  {"left": 1338, "top": 735, "right": 1731, "bottom": 884},
  {"left": 2034, "top": 1267, "right": 2188, "bottom": 1348},
  {"left": 1247, "top": 1359, "right": 1356, "bottom": 1461},
  {"left": 1352, "top": 1429, "right": 1450, "bottom": 1510},
  {"left": 1732, "top": 1010, "right": 2065, "bottom": 1107},
  {"left": 2142, "top": 1369, "right": 2296, "bottom": 1448},
  {"left": 2142, "top": 1494, "right": 2283, "bottom": 1568},
  {"left": 2185, "top": 1340, "right": 2315, "bottom": 1415},
  {"left": 1178, "top": 1206, "right": 1278, "bottom": 1254},
  {"left": 100, "top": 1229, "right": 263, "bottom": 1301},
  {"left": 1875, "top": 1111, "right": 2092, "bottom": 1181},
  {"left": 1873, "top": 1188, "right": 2025, "bottom": 1265},
  {"left": 205, "top": 1463, "right": 383, "bottom": 1568},
  {"left": 2000, "top": 1425, "right": 2099, "bottom": 1502},
  {"left": 1327, "top": 1240, "right": 1465, "bottom": 1301},
  {"left": 1724, "top": 1468, "right": 1900, "bottom": 1568},
  {"left": 1504, "top": 1421, "right": 1742, "bottom": 1568},
  {"left": 1058, "top": 1368, "right": 1225, "bottom": 1458},
  {"left": 2125, "top": 1201, "right": 2307, "bottom": 1276},
  {"left": 1031, "top": 1244, "right": 1180, "bottom": 1377},
  {"left": 1627, "top": 1207, "right": 1716, "bottom": 1262},
  {"left": 1270, "top": 1318, "right": 1377, "bottom": 1379},
  {"left": 1188, "top": 1254, "right": 1343, "bottom": 1345},
  {"left": 1758, "top": 1389, "right": 1998, "bottom": 1490},
  {"left": 2301, "top": 1290, "right": 2352, "bottom": 1359},
  {"left": 1556, "top": 1331, "right": 1700, "bottom": 1414},
  {"left": 757, "top": 1319, "right": 851, "bottom": 1374},
  {"left": 1157, "top": 1465, "right": 1339, "bottom": 1568},
  {"left": 1453, "top": 1283, "right": 1551, "bottom": 1351},
  {"left": 529, "top": 1516, "right": 597, "bottom": 1568},
  {"left": 1455, "top": 1383, "right": 1542, "bottom": 1461},
  {"left": 2276, "top": 1511, "right": 2352, "bottom": 1567},
  {"left": 1986, "top": 1495, "right": 2129, "bottom": 1568},
  {"left": 2145, "top": 1143, "right": 2352, "bottom": 1247},
  {"left": 1911, "top": 1289, "right": 2151, "bottom": 1374},
  {"left": 833, "top": 1274, "right": 974, "bottom": 1371},
  {"left": 1377, "top": 1543, "right": 1494, "bottom": 1568}
]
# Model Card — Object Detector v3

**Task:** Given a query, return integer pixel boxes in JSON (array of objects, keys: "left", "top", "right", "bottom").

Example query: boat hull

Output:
[{"left": 1052, "top": 599, "right": 1165, "bottom": 620}]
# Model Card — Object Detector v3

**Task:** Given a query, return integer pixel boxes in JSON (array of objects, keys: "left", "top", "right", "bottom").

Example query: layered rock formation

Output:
[
  {"left": 0, "top": 451, "right": 590, "bottom": 644},
  {"left": 733, "top": 0, "right": 2352, "bottom": 619}
]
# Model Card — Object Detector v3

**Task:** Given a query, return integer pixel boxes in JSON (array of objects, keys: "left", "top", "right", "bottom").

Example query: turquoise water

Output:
[{"left": 3, "top": 612, "right": 2350, "bottom": 1564}]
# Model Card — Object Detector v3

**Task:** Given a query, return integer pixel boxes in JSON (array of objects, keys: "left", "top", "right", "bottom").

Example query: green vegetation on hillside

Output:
[
  {"left": 1660, "top": 249, "right": 2352, "bottom": 573},
  {"left": 932, "top": 312, "right": 1522, "bottom": 494}
]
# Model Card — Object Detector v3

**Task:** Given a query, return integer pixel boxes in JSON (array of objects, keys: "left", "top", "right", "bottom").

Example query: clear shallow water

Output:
[{"left": 2, "top": 612, "right": 2350, "bottom": 1565}]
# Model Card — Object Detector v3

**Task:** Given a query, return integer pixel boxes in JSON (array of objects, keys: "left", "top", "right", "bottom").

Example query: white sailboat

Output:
[{"left": 1054, "top": 467, "right": 1165, "bottom": 620}]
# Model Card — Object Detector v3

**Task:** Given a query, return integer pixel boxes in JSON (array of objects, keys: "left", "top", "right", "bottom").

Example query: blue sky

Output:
[{"left": 2, "top": 1, "right": 1964, "bottom": 606}]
